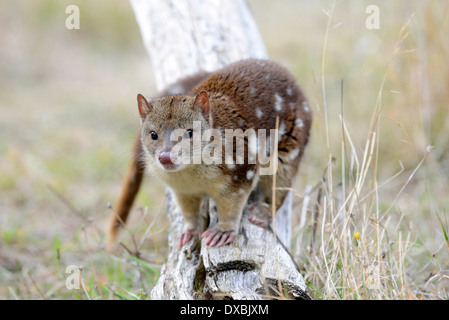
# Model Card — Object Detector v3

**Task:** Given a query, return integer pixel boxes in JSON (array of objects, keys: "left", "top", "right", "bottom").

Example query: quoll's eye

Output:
[
  {"left": 186, "top": 129, "right": 193, "bottom": 138},
  {"left": 150, "top": 131, "right": 158, "bottom": 140}
]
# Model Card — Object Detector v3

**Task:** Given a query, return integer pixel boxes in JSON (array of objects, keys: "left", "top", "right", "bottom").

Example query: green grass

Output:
[{"left": 1, "top": 0, "right": 448, "bottom": 300}]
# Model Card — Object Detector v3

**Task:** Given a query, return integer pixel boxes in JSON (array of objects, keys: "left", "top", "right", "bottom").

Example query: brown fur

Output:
[
  {"left": 108, "top": 59, "right": 312, "bottom": 250},
  {"left": 190, "top": 59, "right": 312, "bottom": 216},
  {"left": 107, "top": 72, "right": 211, "bottom": 252}
]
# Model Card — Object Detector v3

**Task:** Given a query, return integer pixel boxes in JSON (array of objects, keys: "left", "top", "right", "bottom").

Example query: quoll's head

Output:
[{"left": 137, "top": 91, "right": 211, "bottom": 172}]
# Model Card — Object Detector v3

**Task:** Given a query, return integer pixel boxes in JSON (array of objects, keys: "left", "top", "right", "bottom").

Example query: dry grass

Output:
[
  {"left": 0, "top": 0, "right": 448, "bottom": 299},
  {"left": 283, "top": 0, "right": 449, "bottom": 299}
]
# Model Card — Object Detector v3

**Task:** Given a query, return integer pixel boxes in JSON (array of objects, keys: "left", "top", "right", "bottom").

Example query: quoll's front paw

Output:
[
  {"left": 201, "top": 228, "right": 237, "bottom": 247},
  {"left": 178, "top": 228, "right": 201, "bottom": 249}
]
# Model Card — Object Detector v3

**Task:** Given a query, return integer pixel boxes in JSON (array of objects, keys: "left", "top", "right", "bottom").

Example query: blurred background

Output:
[{"left": 0, "top": 0, "right": 448, "bottom": 299}]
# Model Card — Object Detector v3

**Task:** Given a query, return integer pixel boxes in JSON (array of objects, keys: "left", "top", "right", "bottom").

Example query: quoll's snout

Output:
[
  {"left": 158, "top": 151, "right": 174, "bottom": 166},
  {"left": 158, "top": 150, "right": 182, "bottom": 171}
]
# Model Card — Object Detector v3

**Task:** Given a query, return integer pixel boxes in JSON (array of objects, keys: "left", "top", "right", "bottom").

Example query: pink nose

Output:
[{"left": 158, "top": 151, "right": 173, "bottom": 166}]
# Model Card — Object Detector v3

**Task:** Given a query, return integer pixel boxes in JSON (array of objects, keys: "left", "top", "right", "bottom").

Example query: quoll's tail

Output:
[{"left": 107, "top": 135, "right": 144, "bottom": 252}]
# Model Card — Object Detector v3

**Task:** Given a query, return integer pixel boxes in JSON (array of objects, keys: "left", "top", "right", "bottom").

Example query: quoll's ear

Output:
[
  {"left": 137, "top": 94, "right": 152, "bottom": 119},
  {"left": 192, "top": 90, "right": 210, "bottom": 116}
]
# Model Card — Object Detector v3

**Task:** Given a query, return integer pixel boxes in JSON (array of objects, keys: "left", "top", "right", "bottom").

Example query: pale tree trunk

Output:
[
  {"left": 130, "top": 0, "right": 268, "bottom": 91},
  {"left": 129, "top": 0, "right": 310, "bottom": 300}
]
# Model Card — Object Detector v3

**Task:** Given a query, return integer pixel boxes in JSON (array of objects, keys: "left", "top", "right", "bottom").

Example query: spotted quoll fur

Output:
[{"left": 137, "top": 59, "right": 312, "bottom": 248}]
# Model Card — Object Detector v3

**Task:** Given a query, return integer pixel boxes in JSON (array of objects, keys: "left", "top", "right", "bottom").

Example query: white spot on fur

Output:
[
  {"left": 295, "top": 118, "right": 304, "bottom": 129},
  {"left": 274, "top": 93, "right": 283, "bottom": 111},
  {"left": 302, "top": 100, "right": 310, "bottom": 112},
  {"left": 227, "top": 163, "right": 236, "bottom": 170},
  {"left": 287, "top": 148, "right": 300, "bottom": 162},
  {"left": 246, "top": 170, "right": 255, "bottom": 180},
  {"left": 286, "top": 86, "right": 293, "bottom": 96},
  {"left": 238, "top": 119, "right": 245, "bottom": 127},
  {"left": 278, "top": 121, "right": 286, "bottom": 141},
  {"left": 256, "top": 108, "right": 263, "bottom": 119},
  {"left": 239, "top": 188, "right": 246, "bottom": 194},
  {"left": 250, "top": 87, "right": 257, "bottom": 95}
]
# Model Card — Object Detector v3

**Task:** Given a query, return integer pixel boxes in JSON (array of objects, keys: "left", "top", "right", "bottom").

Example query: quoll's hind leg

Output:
[
  {"left": 248, "top": 202, "right": 272, "bottom": 227},
  {"left": 249, "top": 158, "right": 299, "bottom": 228},
  {"left": 248, "top": 86, "right": 311, "bottom": 228}
]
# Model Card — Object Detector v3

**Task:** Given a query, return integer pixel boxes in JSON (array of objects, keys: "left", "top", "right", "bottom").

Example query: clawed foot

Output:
[
  {"left": 178, "top": 228, "right": 201, "bottom": 249},
  {"left": 248, "top": 203, "right": 273, "bottom": 228},
  {"left": 201, "top": 228, "right": 237, "bottom": 247}
]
